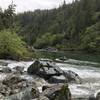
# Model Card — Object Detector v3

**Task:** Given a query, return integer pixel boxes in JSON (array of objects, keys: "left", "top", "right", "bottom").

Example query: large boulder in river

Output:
[
  {"left": 27, "top": 60, "right": 81, "bottom": 84},
  {"left": 41, "top": 84, "right": 71, "bottom": 100},
  {"left": 27, "top": 60, "right": 63, "bottom": 80},
  {"left": 27, "top": 60, "right": 42, "bottom": 75}
]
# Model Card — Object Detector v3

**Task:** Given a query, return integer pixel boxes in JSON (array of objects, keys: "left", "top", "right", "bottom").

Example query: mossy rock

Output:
[{"left": 41, "top": 84, "right": 71, "bottom": 100}]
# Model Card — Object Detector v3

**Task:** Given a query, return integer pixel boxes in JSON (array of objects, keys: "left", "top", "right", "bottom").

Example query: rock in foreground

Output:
[
  {"left": 41, "top": 84, "right": 71, "bottom": 100},
  {"left": 96, "top": 91, "right": 100, "bottom": 100},
  {"left": 0, "top": 74, "right": 38, "bottom": 100}
]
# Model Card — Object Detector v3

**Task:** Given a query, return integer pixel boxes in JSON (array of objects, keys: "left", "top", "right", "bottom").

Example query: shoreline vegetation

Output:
[{"left": 0, "top": 0, "right": 100, "bottom": 60}]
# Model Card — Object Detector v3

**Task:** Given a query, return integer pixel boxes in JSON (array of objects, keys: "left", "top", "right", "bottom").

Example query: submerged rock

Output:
[
  {"left": 0, "top": 61, "right": 8, "bottom": 66},
  {"left": 13, "top": 66, "right": 24, "bottom": 74},
  {"left": 64, "top": 70, "right": 82, "bottom": 84},
  {"left": 59, "top": 56, "right": 68, "bottom": 61},
  {"left": 0, "top": 67, "right": 12, "bottom": 73}
]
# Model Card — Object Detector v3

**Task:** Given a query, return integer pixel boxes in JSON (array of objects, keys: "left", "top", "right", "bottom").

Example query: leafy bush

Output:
[
  {"left": 0, "top": 30, "right": 30, "bottom": 60},
  {"left": 34, "top": 33, "right": 64, "bottom": 49},
  {"left": 81, "top": 22, "right": 100, "bottom": 52}
]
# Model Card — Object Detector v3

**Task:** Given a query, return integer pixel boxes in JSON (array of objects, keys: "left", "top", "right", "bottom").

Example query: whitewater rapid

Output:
[
  {"left": 57, "top": 60, "right": 100, "bottom": 99},
  {"left": 0, "top": 59, "right": 100, "bottom": 99}
]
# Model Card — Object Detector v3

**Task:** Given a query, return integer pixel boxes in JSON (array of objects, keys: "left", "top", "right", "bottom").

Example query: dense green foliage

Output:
[
  {"left": 81, "top": 22, "right": 100, "bottom": 52},
  {"left": 34, "top": 33, "right": 64, "bottom": 49},
  {"left": 14, "top": 0, "right": 100, "bottom": 53},
  {"left": 0, "top": 3, "right": 31, "bottom": 60},
  {"left": 0, "top": 30, "right": 30, "bottom": 60},
  {"left": 0, "top": 3, "right": 16, "bottom": 30},
  {"left": 0, "top": 0, "right": 100, "bottom": 58}
]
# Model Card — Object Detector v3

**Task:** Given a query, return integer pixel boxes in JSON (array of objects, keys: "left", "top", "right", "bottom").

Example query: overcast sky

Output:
[{"left": 0, "top": 0, "right": 72, "bottom": 13}]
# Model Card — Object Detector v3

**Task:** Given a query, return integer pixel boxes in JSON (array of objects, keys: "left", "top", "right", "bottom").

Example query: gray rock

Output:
[
  {"left": 27, "top": 60, "right": 63, "bottom": 80},
  {"left": 49, "top": 75, "right": 67, "bottom": 83},
  {"left": 42, "top": 86, "right": 51, "bottom": 91},
  {"left": 0, "top": 61, "right": 8, "bottom": 66},
  {"left": 13, "top": 66, "right": 24, "bottom": 74},
  {"left": 31, "top": 88, "right": 40, "bottom": 99},
  {"left": 4, "top": 87, "right": 39, "bottom": 100},
  {"left": 0, "top": 67, "right": 12, "bottom": 73},
  {"left": 0, "top": 83, "right": 11, "bottom": 96},
  {"left": 1, "top": 74, "right": 36, "bottom": 97},
  {"left": 64, "top": 70, "right": 82, "bottom": 84},
  {"left": 41, "top": 84, "right": 71, "bottom": 100},
  {"left": 96, "top": 92, "right": 100, "bottom": 100},
  {"left": 4, "top": 90, "right": 31, "bottom": 100},
  {"left": 27, "top": 60, "right": 42, "bottom": 75},
  {"left": 2, "top": 74, "right": 26, "bottom": 86},
  {"left": 59, "top": 56, "right": 67, "bottom": 61}
]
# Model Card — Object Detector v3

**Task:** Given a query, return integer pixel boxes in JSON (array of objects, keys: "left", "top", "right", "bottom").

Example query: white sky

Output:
[{"left": 0, "top": 0, "right": 72, "bottom": 13}]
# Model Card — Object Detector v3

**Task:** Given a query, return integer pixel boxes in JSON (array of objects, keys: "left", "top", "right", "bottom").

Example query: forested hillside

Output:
[
  {"left": 0, "top": 0, "right": 100, "bottom": 58},
  {"left": 15, "top": 0, "right": 100, "bottom": 53}
]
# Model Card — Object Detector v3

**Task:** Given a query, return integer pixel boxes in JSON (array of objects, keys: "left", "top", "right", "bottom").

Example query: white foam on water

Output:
[
  {"left": 38, "top": 87, "right": 42, "bottom": 92},
  {"left": 69, "top": 82, "right": 100, "bottom": 98},
  {"left": 65, "top": 59, "right": 99, "bottom": 65},
  {"left": 21, "top": 74, "right": 34, "bottom": 80},
  {"left": 57, "top": 63, "right": 100, "bottom": 79},
  {"left": 56, "top": 62, "right": 100, "bottom": 98},
  {"left": 7, "top": 61, "right": 33, "bottom": 71},
  {"left": 0, "top": 73, "right": 7, "bottom": 81},
  {"left": 69, "top": 84, "right": 90, "bottom": 96}
]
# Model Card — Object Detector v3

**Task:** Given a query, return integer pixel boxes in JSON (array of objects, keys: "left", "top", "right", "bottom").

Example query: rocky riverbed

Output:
[{"left": 0, "top": 59, "right": 100, "bottom": 100}]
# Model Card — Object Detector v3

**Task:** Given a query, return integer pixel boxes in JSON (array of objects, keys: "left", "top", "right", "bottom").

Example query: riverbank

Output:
[{"left": 35, "top": 50, "right": 100, "bottom": 63}]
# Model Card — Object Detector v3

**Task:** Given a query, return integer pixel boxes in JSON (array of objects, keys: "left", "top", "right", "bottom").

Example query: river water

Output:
[
  {"left": 57, "top": 59, "right": 100, "bottom": 99},
  {"left": 0, "top": 58, "right": 100, "bottom": 99}
]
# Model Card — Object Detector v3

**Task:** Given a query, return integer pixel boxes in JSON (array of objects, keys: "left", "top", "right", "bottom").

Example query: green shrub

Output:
[
  {"left": 34, "top": 33, "right": 64, "bottom": 49},
  {"left": 81, "top": 22, "right": 100, "bottom": 53},
  {"left": 0, "top": 30, "right": 30, "bottom": 60}
]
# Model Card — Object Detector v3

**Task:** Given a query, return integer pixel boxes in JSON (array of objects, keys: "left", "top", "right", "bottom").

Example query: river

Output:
[{"left": 0, "top": 52, "right": 100, "bottom": 99}]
